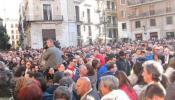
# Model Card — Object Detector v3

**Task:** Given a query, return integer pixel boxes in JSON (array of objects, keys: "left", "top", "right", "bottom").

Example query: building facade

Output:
[
  {"left": 20, "top": 0, "right": 77, "bottom": 49},
  {"left": 116, "top": 0, "right": 131, "bottom": 42},
  {"left": 5, "top": 18, "right": 20, "bottom": 48},
  {"left": 97, "top": 0, "right": 118, "bottom": 43},
  {"left": 74, "top": 0, "right": 101, "bottom": 45},
  {"left": 128, "top": 0, "right": 175, "bottom": 40}
]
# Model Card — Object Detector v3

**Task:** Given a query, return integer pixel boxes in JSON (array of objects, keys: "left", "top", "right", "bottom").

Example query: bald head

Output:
[
  {"left": 76, "top": 77, "right": 92, "bottom": 97},
  {"left": 79, "top": 65, "right": 88, "bottom": 77}
]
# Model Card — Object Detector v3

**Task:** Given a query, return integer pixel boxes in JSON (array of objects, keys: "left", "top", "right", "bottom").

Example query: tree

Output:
[{"left": 0, "top": 25, "right": 10, "bottom": 50}]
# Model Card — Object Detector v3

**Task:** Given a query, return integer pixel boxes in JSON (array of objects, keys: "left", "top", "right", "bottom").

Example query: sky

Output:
[{"left": 0, "top": 0, "right": 22, "bottom": 20}]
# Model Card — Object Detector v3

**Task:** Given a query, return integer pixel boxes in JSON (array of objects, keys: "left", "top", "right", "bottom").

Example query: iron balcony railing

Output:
[
  {"left": 128, "top": 0, "right": 164, "bottom": 7},
  {"left": 128, "top": 8, "right": 175, "bottom": 19},
  {"left": 25, "top": 15, "right": 63, "bottom": 22}
]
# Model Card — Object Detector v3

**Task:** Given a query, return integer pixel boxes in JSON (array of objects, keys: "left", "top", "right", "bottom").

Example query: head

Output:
[
  {"left": 53, "top": 72, "right": 64, "bottom": 83},
  {"left": 114, "top": 71, "right": 131, "bottom": 88},
  {"left": 169, "top": 57, "right": 175, "bottom": 69},
  {"left": 142, "top": 61, "right": 163, "bottom": 84},
  {"left": 53, "top": 86, "right": 71, "bottom": 100},
  {"left": 92, "top": 59, "right": 100, "bottom": 69},
  {"left": 145, "top": 84, "right": 165, "bottom": 100},
  {"left": 106, "top": 61, "right": 117, "bottom": 73},
  {"left": 86, "top": 63, "right": 95, "bottom": 76},
  {"left": 58, "top": 64, "right": 65, "bottom": 72},
  {"left": 46, "top": 39, "right": 54, "bottom": 48},
  {"left": 79, "top": 65, "right": 88, "bottom": 77},
  {"left": 99, "top": 75, "right": 119, "bottom": 96},
  {"left": 68, "top": 57, "right": 77, "bottom": 67},
  {"left": 75, "top": 77, "right": 92, "bottom": 97},
  {"left": 17, "top": 82, "right": 42, "bottom": 100}
]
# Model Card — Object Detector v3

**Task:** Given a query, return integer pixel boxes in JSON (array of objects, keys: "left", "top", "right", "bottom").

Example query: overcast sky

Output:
[{"left": 0, "top": 0, "right": 21, "bottom": 20}]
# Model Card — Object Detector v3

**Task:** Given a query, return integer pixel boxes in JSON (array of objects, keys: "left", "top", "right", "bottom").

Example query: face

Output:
[
  {"left": 26, "top": 62, "right": 32, "bottom": 69},
  {"left": 75, "top": 79, "right": 85, "bottom": 96},
  {"left": 58, "top": 64, "right": 65, "bottom": 72},
  {"left": 99, "top": 82, "right": 108, "bottom": 96},
  {"left": 46, "top": 40, "right": 53, "bottom": 48},
  {"left": 71, "top": 59, "right": 77, "bottom": 66},
  {"left": 142, "top": 67, "right": 152, "bottom": 84}
]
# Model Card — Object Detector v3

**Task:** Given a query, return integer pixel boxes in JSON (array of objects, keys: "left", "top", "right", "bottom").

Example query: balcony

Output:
[
  {"left": 128, "top": 0, "right": 164, "bottom": 7},
  {"left": 107, "top": 23, "right": 118, "bottom": 28},
  {"left": 105, "top": 8, "right": 116, "bottom": 14},
  {"left": 25, "top": 15, "right": 63, "bottom": 22},
  {"left": 128, "top": 8, "right": 175, "bottom": 20}
]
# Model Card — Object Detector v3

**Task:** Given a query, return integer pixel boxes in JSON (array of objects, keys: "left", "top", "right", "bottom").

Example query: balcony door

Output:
[
  {"left": 43, "top": 4, "right": 52, "bottom": 20},
  {"left": 42, "top": 29, "right": 56, "bottom": 43}
]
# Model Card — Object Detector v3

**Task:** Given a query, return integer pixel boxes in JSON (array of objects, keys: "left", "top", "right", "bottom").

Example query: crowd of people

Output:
[{"left": 0, "top": 38, "right": 175, "bottom": 100}]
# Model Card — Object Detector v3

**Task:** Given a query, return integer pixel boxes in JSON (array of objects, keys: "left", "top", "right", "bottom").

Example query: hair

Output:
[
  {"left": 26, "top": 71, "right": 34, "bottom": 78},
  {"left": 53, "top": 86, "right": 71, "bottom": 100},
  {"left": 92, "top": 59, "right": 99, "bottom": 70},
  {"left": 170, "top": 71, "right": 175, "bottom": 83},
  {"left": 100, "top": 75, "right": 119, "bottom": 91},
  {"left": 0, "top": 61, "right": 14, "bottom": 97},
  {"left": 59, "top": 77, "right": 75, "bottom": 92},
  {"left": 165, "top": 82, "right": 175, "bottom": 100},
  {"left": 106, "top": 61, "right": 115, "bottom": 71},
  {"left": 53, "top": 72, "right": 64, "bottom": 83},
  {"left": 17, "top": 82, "right": 42, "bottom": 100},
  {"left": 142, "top": 61, "right": 169, "bottom": 88},
  {"left": 67, "top": 57, "right": 75, "bottom": 64},
  {"left": 145, "top": 84, "right": 165, "bottom": 99},
  {"left": 169, "top": 57, "right": 175, "bottom": 69},
  {"left": 132, "top": 62, "right": 143, "bottom": 76},
  {"left": 114, "top": 71, "right": 133, "bottom": 91},
  {"left": 86, "top": 63, "right": 95, "bottom": 76}
]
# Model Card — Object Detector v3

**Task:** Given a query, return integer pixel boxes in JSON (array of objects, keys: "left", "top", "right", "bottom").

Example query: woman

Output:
[{"left": 114, "top": 71, "right": 137, "bottom": 100}]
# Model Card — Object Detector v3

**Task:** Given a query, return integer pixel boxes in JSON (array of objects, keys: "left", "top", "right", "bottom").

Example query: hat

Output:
[{"left": 119, "top": 51, "right": 125, "bottom": 56}]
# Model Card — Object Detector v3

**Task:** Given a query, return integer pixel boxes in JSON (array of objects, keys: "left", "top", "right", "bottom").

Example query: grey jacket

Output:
[{"left": 43, "top": 46, "right": 62, "bottom": 68}]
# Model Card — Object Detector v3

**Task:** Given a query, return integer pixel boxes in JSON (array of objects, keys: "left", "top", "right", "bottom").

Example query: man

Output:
[
  {"left": 75, "top": 77, "right": 100, "bottom": 100},
  {"left": 43, "top": 39, "right": 62, "bottom": 69},
  {"left": 99, "top": 75, "right": 130, "bottom": 100},
  {"left": 145, "top": 84, "right": 165, "bottom": 100},
  {"left": 116, "top": 51, "right": 131, "bottom": 76}
]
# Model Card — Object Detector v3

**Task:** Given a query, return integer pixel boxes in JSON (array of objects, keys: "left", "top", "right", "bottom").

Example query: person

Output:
[
  {"left": 53, "top": 86, "right": 71, "bottom": 100},
  {"left": 99, "top": 75, "right": 130, "bottom": 100},
  {"left": 145, "top": 84, "right": 165, "bottom": 100},
  {"left": 75, "top": 77, "right": 100, "bottom": 100},
  {"left": 42, "top": 39, "right": 63, "bottom": 69},
  {"left": 0, "top": 61, "right": 14, "bottom": 100},
  {"left": 114, "top": 71, "right": 137, "bottom": 100},
  {"left": 116, "top": 51, "right": 131, "bottom": 76},
  {"left": 140, "top": 60, "right": 169, "bottom": 99},
  {"left": 79, "top": 64, "right": 88, "bottom": 77},
  {"left": 165, "top": 82, "right": 175, "bottom": 100}
]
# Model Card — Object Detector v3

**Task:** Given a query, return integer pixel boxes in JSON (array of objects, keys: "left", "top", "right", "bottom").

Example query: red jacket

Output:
[
  {"left": 120, "top": 84, "right": 137, "bottom": 100},
  {"left": 95, "top": 54, "right": 105, "bottom": 67}
]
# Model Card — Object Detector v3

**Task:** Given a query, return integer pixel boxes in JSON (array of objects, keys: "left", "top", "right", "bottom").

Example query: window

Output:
[
  {"left": 113, "top": 29, "right": 117, "bottom": 38},
  {"left": 107, "top": 1, "right": 110, "bottom": 9},
  {"left": 88, "top": 26, "right": 91, "bottom": 36},
  {"left": 112, "top": 16, "right": 116, "bottom": 25},
  {"left": 121, "top": 10, "right": 125, "bottom": 18},
  {"left": 122, "top": 23, "right": 127, "bottom": 30},
  {"left": 121, "top": 0, "right": 126, "bottom": 5},
  {"left": 77, "top": 25, "right": 81, "bottom": 36},
  {"left": 11, "top": 30, "right": 14, "bottom": 34},
  {"left": 11, "top": 24, "right": 13, "bottom": 28},
  {"left": 12, "top": 35, "right": 14, "bottom": 39},
  {"left": 75, "top": 6, "right": 80, "bottom": 21},
  {"left": 166, "top": 1, "right": 171, "bottom": 13},
  {"left": 150, "top": 19, "right": 156, "bottom": 26},
  {"left": 15, "top": 24, "right": 18, "bottom": 28},
  {"left": 135, "top": 21, "right": 141, "bottom": 28},
  {"left": 108, "top": 29, "right": 112, "bottom": 38},
  {"left": 166, "top": 16, "right": 173, "bottom": 25},
  {"left": 16, "top": 35, "right": 19, "bottom": 39},
  {"left": 84, "top": 25, "right": 86, "bottom": 32},
  {"left": 43, "top": 4, "right": 52, "bottom": 20},
  {"left": 149, "top": 5, "right": 155, "bottom": 15},
  {"left": 112, "top": 2, "right": 115, "bottom": 10},
  {"left": 108, "top": 16, "right": 112, "bottom": 24},
  {"left": 87, "top": 9, "right": 91, "bottom": 23}
]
